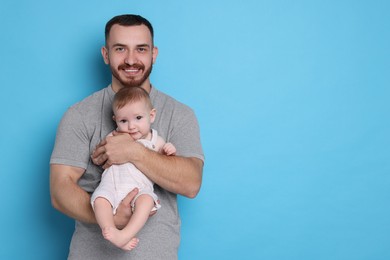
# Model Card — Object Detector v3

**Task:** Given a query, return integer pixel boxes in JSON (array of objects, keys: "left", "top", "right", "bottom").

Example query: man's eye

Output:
[
  {"left": 138, "top": 47, "right": 146, "bottom": 52},
  {"left": 115, "top": 47, "right": 125, "bottom": 52}
]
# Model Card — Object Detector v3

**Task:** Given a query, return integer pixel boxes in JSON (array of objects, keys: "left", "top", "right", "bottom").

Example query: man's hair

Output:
[
  {"left": 113, "top": 87, "right": 153, "bottom": 111},
  {"left": 105, "top": 14, "right": 154, "bottom": 44}
]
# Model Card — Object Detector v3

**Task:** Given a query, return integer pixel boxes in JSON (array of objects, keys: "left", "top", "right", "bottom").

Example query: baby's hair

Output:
[{"left": 113, "top": 87, "right": 153, "bottom": 111}]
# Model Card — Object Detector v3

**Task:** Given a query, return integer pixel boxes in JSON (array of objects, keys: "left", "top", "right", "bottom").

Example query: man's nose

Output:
[{"left": 125, "top": 50, "right": 137, "bottom": 65}]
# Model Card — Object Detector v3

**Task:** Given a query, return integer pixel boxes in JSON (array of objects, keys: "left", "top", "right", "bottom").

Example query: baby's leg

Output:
[
  {"left": 105, "top": 194, "right": 154, "bottom": 250},
  {"left": 94, "top": 197, "right": 116, "bottom": 231},
  {"left": 94, "top": 197, "right": 139, "bottom": 251}
]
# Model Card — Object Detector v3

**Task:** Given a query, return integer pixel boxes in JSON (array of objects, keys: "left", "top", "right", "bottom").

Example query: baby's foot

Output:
[
  {"left": 102, "top": 227, "right": 139, "bottom": 251},
  {"left": 121, "top": 237, "right": 139, "bottom": 251}
]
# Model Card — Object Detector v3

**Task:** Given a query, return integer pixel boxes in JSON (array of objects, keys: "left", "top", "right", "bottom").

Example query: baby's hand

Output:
[{"left": 163, "top": 143, "right": 176, "bottom": 156}]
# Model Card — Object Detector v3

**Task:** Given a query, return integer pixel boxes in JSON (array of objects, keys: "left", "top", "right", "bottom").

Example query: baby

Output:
[{"left": 91, "top": 86, "right": 176, "bottom": 250}]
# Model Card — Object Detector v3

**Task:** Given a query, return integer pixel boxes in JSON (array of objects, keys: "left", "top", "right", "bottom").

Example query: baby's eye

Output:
[
  {"left": 120, "top": 119, "right": 127, "bottom": 123},
  {"left": 136, "top": 116, "right": 143, "bottom": 120}
]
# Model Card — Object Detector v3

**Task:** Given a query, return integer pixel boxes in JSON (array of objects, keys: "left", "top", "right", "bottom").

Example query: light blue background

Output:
[{"left": 1, "top": 1, "right": 389, "bottom": 259}]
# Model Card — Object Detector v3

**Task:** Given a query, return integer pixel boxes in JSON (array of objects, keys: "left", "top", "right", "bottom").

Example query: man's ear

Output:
[
  {"left": 150, "top": 108, "right": 156, "bottom": 123},
  {"left": 152, "top": 46, "right": 158, "bottom": 64},
  {"left": 101, "top": 46, "right": 110, "bottom": 65}
]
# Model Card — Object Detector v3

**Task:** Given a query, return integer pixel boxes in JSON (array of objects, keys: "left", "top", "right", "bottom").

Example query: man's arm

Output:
[
  {"left": 91, "top": 134, "right": 203, "bottom": 198},
  {"left": 134, "top": 144, "right": 203, "bottom": 198},
  {"left": 50, "top": 164, "right": 138, "bottom": 228},
  {"left": 50, "top": 164, "right": 96, "bottom": 223}
]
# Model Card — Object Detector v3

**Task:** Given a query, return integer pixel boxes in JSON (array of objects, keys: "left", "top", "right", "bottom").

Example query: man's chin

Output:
[{"left": 121, "top": 80, "right": 143, "bottom": 88}]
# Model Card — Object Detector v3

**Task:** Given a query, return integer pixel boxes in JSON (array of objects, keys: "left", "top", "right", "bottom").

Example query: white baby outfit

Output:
[{"left": 91, "top": 129, "right": 161, "bottom": 214}]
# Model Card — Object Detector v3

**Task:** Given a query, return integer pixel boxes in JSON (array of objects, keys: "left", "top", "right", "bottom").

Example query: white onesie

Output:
[{"left": 91, "top": 129, "right": 161, "bottom": 214}]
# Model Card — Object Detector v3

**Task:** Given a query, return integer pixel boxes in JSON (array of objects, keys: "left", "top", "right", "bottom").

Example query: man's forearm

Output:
[
  {"left": 50, "top": 165, "right": 97, "bottom": 224},
  {"left": 90, "top": 134, "right": 203, "bottom": 197},
  {"left": 132, "top": 145, "right": 203, "bottom": 198}
]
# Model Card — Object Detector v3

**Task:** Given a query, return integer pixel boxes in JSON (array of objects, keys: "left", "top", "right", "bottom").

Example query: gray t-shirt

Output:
[{"left": 50, "top": 85, "right": 204, "bottom": 260}]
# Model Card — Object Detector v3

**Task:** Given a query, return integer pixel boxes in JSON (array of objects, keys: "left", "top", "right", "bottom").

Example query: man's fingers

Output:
[
  {"left": 91, "top": 140, "right": 108, "bottom": 165},
  {"left": 91, "top": 152, "right": 107, "bottom": 166},
  {"left": 92, "top": 139, "right": 107, "bottom": 157},
  {"left": 121, "top": 188, "right": 139, "bottom": 205}
]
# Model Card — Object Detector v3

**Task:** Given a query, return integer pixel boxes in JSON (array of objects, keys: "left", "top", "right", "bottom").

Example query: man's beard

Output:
[{"left": 111, "top": 61, "right": 153, "bottom": 88}]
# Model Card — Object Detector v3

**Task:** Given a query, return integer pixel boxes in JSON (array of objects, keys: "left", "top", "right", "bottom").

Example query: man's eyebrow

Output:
[
  {"left": 111, "top": 43, "right": 126, "bottom": 48},
  {"left": 136, "top": 43, "right": 151, "bottom": 48},
  {"left": 111, "top": 43, "right": 151, "bottom": 48}
]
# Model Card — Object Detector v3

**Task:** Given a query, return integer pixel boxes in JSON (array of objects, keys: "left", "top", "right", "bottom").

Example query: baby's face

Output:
[{"left": 114, "top": 100, "right": 154, "bottom": 140}]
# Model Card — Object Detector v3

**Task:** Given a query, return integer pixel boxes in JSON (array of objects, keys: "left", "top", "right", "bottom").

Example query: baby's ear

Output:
[
  {"left": 112, "top": 115, "right": 116, "bottom": 121},
  {"left": 150, "top": 108, "right": 157, "bottom": 123}
]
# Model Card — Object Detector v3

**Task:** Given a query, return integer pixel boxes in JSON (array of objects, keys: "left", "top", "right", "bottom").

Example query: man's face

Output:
[{"left": 102, "top": 24, "right": 158, "bottom": 91}]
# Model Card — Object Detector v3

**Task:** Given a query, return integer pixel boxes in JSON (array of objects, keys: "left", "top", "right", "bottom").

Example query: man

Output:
[{"left": 50, "top": 14, "right": 204, "bottom": 259}]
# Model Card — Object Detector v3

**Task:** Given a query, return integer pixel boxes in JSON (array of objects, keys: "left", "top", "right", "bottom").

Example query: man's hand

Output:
[
  {"left": 113, "top": 188, "right": 138, "bottom": 229},
  {"left": 113, "top": 188, "right": 156, "bottom": 229},
  {"left": 91, "top": 131, "right": 135, "bottom": 169}
]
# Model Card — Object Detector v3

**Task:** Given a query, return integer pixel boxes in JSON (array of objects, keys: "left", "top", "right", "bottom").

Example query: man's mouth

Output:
[
  {"left": 123, "top": 67, "right": 141, "bottom": 75},
  {"left": 125, "top": 68, "right": 139, "bottom": 73},
  {"left": 120, "top": 64, "right": 144, "bottom": 75}
]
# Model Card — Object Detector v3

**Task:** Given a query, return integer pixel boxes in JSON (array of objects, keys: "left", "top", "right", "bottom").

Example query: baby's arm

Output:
[
  {"left": 155, "top": 136, "right": 176, "bottom": 156},
  {"left": 162, "top": 142, "right": 176, "bottom": 156}
]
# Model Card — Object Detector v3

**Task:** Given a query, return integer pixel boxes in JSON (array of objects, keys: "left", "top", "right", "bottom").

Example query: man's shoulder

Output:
[
  {"left": 69, "top": 87, "right": 110, "bottom": 113},
  {"left": 73, "top": 87, "right": 108, "bottom": 106},
  {"left": 152, "top": 87, "right": 193, "bottom": 114}
]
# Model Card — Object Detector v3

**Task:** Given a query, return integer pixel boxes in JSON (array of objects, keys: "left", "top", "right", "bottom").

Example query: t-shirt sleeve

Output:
[
  {"left": 168, "top": 107, "right": 204, "bottom": 162},
  {"left": 50, "top": 107, "right": 91, "bottom": 169}
]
